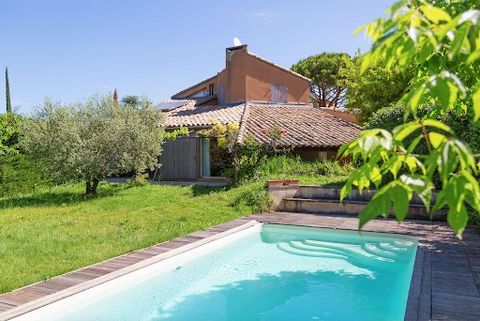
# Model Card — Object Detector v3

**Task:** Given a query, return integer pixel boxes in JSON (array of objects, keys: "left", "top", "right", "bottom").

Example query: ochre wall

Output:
[
  {"left": 244, "top": 53, "right": 310, "bottom": 103},
  {"left": 215, "top": 48, "right": 247, "bottom": 104},
  {"left": 174, "top": 45, "right": 310, "bottom": 105}
]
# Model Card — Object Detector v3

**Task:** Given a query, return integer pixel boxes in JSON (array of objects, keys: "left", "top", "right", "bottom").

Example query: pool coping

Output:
[
  {"left": 1, "top": 213, "right": 479, "bottom": 320},
  {"left": 0, "top": 219, "right": 258, "bottom": 321}
]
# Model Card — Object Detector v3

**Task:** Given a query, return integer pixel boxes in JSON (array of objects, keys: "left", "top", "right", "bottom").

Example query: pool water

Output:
[{"left": 17, "top": 224, "right": 417, "bottom": 321}]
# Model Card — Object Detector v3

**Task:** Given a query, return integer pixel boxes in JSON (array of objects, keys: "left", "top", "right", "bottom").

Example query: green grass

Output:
[
  {"left": 254, "top": 156, "right": 353, "bottom": 185},
  {"left": 0, "top": 156, "right": 350, "bottom": 294},
  {"left": 0, "top": 182, "right": 269, "bottom": 293}
]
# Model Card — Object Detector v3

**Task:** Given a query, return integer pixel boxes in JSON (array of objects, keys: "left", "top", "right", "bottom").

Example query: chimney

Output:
[{"left": 225, "top": 44, "right": 247, "bottom": 67}]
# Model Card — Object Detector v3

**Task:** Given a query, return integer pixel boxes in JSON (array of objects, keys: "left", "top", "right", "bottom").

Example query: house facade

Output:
[
  {"left": 154, "top": 45, "right": 361, "bottom": 182},
  {"left": 171, "top": 44, "right": 310, "bottom": 105}
]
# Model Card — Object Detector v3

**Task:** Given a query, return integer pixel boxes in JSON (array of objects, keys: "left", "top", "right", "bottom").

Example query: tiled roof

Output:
[
  {"left": 238, "top": 104, "right": 361, "bottom": 148},
  {"left": 164, "top": 103, "right": 245, "bottom": 128},
  {"left": 171, "top": 74, "right": 218, "bottom": 98},
  {"left": 155, "top": 99, "right": 195, "bottom": 111},
  {"left": 164, "top": 102, "right": 361, "bottom": 147}
]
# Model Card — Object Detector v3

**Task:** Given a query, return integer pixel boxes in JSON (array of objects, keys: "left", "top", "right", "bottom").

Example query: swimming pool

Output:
[{"left": 10, "top": 223, "right": 417, "bottom": 321}]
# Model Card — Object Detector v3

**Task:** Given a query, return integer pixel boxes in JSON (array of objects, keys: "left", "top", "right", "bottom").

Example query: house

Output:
[{"left": 154, "top": 44, "right": 361, "bottom": 182}]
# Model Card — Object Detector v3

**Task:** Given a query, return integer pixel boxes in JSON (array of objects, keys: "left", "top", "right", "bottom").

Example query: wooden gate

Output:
[{"left": 157, "top": 137, "right": 198, "bottom": 180}]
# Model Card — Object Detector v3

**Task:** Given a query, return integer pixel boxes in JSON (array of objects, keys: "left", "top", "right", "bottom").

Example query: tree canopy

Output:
[
  {"left": 345, "top": 54, "right": 411, "bottom": 123},
  {"left": 291, "top": 53, "right": 353, "bottom": 109},
  {"left": 339, "top": 0, "right": 480, "bottom": 237},
  {"left": 22, "top": 96, "right": 164, "bottom": 194}
]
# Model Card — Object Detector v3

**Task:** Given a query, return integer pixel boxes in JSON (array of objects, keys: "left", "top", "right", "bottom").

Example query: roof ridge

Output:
[
  {"left": 237, "top": 103, "right": 251, "bottom": 144},
  {"left": 314, "top": 107, "right": 363, "bottom": 129}
]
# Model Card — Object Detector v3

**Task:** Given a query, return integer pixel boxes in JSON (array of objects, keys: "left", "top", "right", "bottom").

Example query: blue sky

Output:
[{"left": 1, "top": 0, "right": 392, "bottom": 113}]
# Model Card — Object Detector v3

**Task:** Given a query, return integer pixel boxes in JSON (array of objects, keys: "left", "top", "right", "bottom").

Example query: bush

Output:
[
  {"left": 256, "top": 155, "right": 352, "bottom": 180},
  {"left": 0, "top": 153, "right": 51, "bottom": 197},
  {"left": 366, "top": 105, "right": 480, "bottom": 153},
  {"left": 231, "top": 183, "right": 272, "bottom": 213},
  {"left": 0, "top": 113, "right": 23, "bottom": 155},
  {"left": 232, "top": 154, "right": 353, "bottom": 185}
]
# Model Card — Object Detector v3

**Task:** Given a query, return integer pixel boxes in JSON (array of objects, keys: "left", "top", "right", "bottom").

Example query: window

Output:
[
  {"left": 271, "top": 84, "right": 288, "bottom": 103},
  {"left": 188, "top": 89, "right": 209, "bottom": 98},
  {"left": 208, "top": 84, "right": 214, "bottom": 96}
]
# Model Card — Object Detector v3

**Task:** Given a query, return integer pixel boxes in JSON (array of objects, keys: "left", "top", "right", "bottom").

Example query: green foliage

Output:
[
  {"left": 121, "top": 95, "right": 142, "bottom": 108},
  {"left": 233, "top": 136, "right": 267, "bottom": 182},
  {"left": 233, "top": 153, "right": 353, "bottom": 186},
  {"left": 22, "top": 96, "right": 164, "bottom": 194},
  {"left": 367, "top": 105, "right": 480, "bottom": 154},
  {"left": 0, "top": 113, "right": 22, "bottom": 155},
  {"left": 345, "top": 54, "right": 411, "bottom": 123},
  {"left": 341, "top": 0, "right": 480, "bottom": 237},
  {"left": 292, "top": 52, "right": 353, "bottom": 108},
  {"left": 200, "top": 122, "right": 240, "bottom": 151},
  {"left": 443, "top": 111, "right": 480, "bottom": 153},
  {"left": 256, "top": 155, "right": 353, "bottom": 184},
  {"left": 164, "top": 127, "right": 189, "bottom": 140},
  {"left": 199, "top": 123, "right": 240, "bottom": 177},
  {"left": 231, "top": 182, "right": 272, "bottom": 214},
  {"left": 365, "top": 105, "right": 405, "bottom": 131},
  {"left": 0, "top": 153, "right": 50, "bottom": 197}
]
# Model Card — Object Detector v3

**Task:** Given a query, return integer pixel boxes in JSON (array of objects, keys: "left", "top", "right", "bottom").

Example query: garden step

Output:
[
  {"left": 282, "top": 197, "right": 446, "bottom": 220},
  {"left": 296, "top": 186, "right": 433, "bottom": 206}
]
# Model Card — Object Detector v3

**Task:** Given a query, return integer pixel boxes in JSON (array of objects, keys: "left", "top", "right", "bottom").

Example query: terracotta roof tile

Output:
[
  {"left": 165, "top": 103, "right": 246, "bottom": 128},
  {"left": 238, "top": 104, "right": 361, "bottom": 148},
  {"left": 164, "top": 102, "right": 361, "bottom": 148}
]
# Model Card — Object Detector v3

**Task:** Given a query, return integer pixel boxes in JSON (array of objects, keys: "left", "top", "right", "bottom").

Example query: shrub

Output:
[
  {"left": 0, "top": 113, "right": 22, "bottom": 155},
  {"left": 0, "top": 153, "right": 50, "bottom": 197},
  {"left": 231, "top": 183, "right": 272, "bottom": 213},
  {"left": 256, "top": 155, "right": 352, "bottom": 180},
  {"left": 366, "top": 106, "right": 480, "bottom": 154}
]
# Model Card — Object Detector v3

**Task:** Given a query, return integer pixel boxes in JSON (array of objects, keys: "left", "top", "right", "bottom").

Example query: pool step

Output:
[
  {"left": 276, "top": 239, "right": 408, "bottom": 264},
  {"left": 304, "top": 240, "right": 396, "bottom": 262},
  {"left": 362, "top": 243, "right": 398, "bottom": 260},
  {"left": 277, "top": 242, "right": 348, "bottom": 260}
]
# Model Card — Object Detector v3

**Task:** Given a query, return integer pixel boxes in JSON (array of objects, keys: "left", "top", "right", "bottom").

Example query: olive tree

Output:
[
  {"left": 22, "top": 95, "right": 164, "bottom": 194},
  {"left": 339, "top": 0, "right": 480, "bottom": 237}
]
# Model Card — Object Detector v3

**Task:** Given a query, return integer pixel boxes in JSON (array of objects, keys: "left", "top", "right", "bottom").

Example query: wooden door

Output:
[{"left": 158, "top": 137, "right": 198, "bottom": 180}]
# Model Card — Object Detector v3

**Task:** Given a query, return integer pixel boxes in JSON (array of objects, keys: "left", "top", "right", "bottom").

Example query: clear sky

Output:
[{"left": 1, "top": 0, "right": 392, "bottom": 113}]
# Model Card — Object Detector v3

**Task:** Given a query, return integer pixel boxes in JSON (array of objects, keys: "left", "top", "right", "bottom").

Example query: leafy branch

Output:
[{"left": 341, "top": 0, "right": 480, "bottom": 237}]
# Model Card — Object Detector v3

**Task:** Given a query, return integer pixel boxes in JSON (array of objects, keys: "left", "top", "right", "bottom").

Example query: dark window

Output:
[
  {"left": 271, "top": 84, "right": 288, "bottom": 103},
  {"left": 208, "top": 84, "right": 214, "bottom": 96}
]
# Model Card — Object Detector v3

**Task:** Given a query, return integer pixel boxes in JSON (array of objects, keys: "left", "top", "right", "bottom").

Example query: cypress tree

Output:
[
  {"left": 113, "top": 88, "right": 119, "bottom": 106},
  {"left": 5, "top": 67, "right": 12, "bottom": 113}
]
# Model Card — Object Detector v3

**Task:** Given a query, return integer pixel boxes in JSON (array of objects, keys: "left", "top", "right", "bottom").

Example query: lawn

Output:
[
  {"left": 0, "top": 157, "right": 351, "bottom": 294},
  {"left": 0, "top": 182, "right": 268, "bottom": 294}
]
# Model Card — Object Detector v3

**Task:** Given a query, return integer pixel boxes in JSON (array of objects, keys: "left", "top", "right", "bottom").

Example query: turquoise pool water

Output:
[{"left": 35, "top": 224, "right": 417, "bottom": 321}]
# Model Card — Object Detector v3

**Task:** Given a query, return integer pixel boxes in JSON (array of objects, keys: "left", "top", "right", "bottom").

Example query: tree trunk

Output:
[{"left": 85, "top": 179, "right": 100, "bottom": 195}]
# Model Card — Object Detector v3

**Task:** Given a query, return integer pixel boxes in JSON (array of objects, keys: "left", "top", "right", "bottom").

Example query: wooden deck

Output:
[{"left": 1, "top": 212, "right": 480, "bottom": 320}]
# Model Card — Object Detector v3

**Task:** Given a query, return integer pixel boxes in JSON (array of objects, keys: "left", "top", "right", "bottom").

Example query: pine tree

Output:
[{"left": 5, "top": 67, "right": 12, "bottom": 113}]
